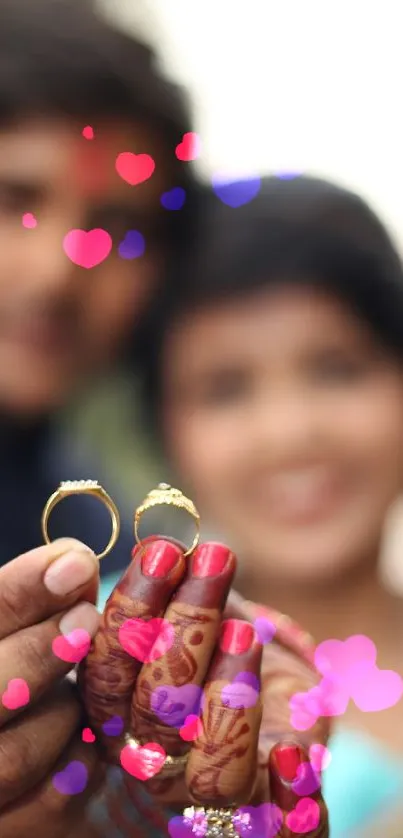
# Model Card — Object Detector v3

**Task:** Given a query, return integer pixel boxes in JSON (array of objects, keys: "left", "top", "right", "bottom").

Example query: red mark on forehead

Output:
[{"left": 72, "top": 138, "right": 113, "bottom": 196}]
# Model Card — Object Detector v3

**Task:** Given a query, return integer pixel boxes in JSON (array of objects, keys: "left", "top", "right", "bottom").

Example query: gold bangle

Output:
[
  {"left": 134, "top": 483, "right": 200, "bottom": 557},
  {"left": 42, "top": 480, "right": 120, "bottom": 560}
]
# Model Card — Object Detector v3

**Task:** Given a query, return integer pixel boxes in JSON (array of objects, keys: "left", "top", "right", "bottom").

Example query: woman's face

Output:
[{"left": 162, "top": 284, "right": 403, "bottom": 585}]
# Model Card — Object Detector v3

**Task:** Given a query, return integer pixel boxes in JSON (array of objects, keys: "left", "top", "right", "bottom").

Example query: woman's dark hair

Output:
[
  {"left": 138, "top": 174, "right": 403, "bottom": 427},
  {"left": 0, "top": 1, "right": 196, "bottom": 185}
]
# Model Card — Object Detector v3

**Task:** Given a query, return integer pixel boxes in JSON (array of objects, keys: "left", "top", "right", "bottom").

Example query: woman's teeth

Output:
[{"left": 255, "top": 469, "right": 338, "bottom": 515}]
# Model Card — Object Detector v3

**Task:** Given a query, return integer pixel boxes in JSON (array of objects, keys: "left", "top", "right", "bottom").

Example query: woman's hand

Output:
[{"left": 79, "top": 538, "right": 329, "bottom": 836}]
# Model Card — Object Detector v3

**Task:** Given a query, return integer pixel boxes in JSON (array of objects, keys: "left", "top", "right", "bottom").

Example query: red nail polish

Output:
[
  {"left": 141, "top": 540, "right": 182, "bottom": 578},
  {"left": 271, "top": 743, "right": 303, "bottom": 782},
  {"left": 220, "top": 619, "right": 255, "bottom": 655},
  {"left": 192, "top": 543, "right": 231, "bottom": 578}
]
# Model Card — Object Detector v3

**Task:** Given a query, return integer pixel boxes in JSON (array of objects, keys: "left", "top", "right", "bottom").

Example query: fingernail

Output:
[
  {"left": 141, "top": 539, "right": 182, "bottom": 578},
  {"left": 192, "top": 543, "right": 232, "bottom": 578},
  {"left": 44, "top": 550, "right": 97, "bottom": 595},
  {"left": 220, "top": 619, "right": 256, "bottom": 655},
  {"left": 271, "top": 743, "right": 304, "bottom": 782},
  {"left": 59, "top": 601, "right": 100, "bottom": 636}
]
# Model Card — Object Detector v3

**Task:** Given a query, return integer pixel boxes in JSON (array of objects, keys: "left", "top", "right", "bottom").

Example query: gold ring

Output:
[
  {"left": 42, "top": 480, "right": 120, "bottom": 560},
  {"left": 182, "top": 807, "right": 240, "bottom": 837},
  {"left": 134, "top": 483, "right": 200, "bottom": 558},
  {"left": 124, "top": 734, "right": 189, "bottom": 778}
]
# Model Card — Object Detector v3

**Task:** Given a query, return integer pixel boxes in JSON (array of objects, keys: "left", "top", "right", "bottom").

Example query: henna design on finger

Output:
[{"left": 188, "top": 694, "right": 256, "bottom": 804}]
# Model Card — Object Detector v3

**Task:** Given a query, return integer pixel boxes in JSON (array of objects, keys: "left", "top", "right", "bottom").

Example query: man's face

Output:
[{"left": 0, "top": 117, "right": 170, "bottom": 416}]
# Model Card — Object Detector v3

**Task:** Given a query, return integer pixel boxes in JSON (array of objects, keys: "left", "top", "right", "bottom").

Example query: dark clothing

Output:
[{"left": 0, "top": 417, "right": 134, "bottom": 575}]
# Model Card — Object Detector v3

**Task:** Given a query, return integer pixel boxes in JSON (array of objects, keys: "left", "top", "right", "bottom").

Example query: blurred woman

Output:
[{"left": 137, "top": 175, "right": 403, "bottom": 836}]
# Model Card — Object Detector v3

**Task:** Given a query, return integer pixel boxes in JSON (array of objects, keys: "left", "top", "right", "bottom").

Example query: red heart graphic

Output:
[
  {"left": 82, "top": 125, "right": 94, "bottom": 140},
  {"left": 1, "top": 678, "right": 30, "bottom": 710},
  {"left": 118, "top": 617, "right": 174, "bottom": 663},
  {"left": 175, "top": 132, "right": 201, "bottom": 162},
  {"left": 179, "top": 714, "right": 203, "bottom": 742},
  {"left": 52, "top": 629, "right": 91, "bottom": 664},
  {"left": 82, "top": 727, "right": 96, "bottom": 743},
  {"left": 120, "top": 741, "right": 166, "bottom": 780},
  {"left": 63, "top": 228, "right": 112, "bottom": 269},
  {"left": 115, "top": 152, "right": 155, "bottom": 186}
]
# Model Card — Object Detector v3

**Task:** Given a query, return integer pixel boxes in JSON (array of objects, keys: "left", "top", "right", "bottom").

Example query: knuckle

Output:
[
  {"left": 0, "top": 576, "right": 31, "bottom": 633},
  {"left": 0, "top": 728, "right": 37, "bottom": 805},
  {"left": 18, "top": 628, "right": 58, "bottom": 681}
]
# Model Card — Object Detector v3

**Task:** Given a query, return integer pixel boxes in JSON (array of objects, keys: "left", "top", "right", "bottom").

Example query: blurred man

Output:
[
  {"left": 0, "top": 1, "right": 198, "bottom": 835},
  {"left": 0, "top": 0, "right": 195, "bottom": 571}
]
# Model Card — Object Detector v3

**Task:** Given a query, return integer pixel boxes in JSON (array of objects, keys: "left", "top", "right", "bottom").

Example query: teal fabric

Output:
[
  {"left": 99, "top": 571, "right": 123, "bottom": 611},
  {"left": 324, "top": 728, "right": 403, "bottom": 836}
]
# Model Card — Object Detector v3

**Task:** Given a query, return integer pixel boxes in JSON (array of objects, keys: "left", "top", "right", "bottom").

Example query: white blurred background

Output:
[{"left": 101, "top": 0, "right": 403, "bottom": 247}]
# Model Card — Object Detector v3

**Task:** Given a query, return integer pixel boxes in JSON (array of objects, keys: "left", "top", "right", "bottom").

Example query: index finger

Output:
[{"left": 0, "top": 539, "right": 99, "bottom": 639}]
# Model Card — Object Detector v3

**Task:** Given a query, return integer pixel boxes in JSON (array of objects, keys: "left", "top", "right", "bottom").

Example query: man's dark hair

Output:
[
  {"left": 0, "top": 0, "right": 202, "bottom": 365},
  {"left": 0, "top": 0, "right": 191, "bottom": 148}
]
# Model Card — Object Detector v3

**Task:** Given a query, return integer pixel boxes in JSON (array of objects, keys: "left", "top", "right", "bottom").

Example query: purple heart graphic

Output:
[
  {"left": 274, "top": 171, "right": 303, "bottom": 180},
  {"left": 221, "top": 680, "right": 259, "bottom": 710},
  {"left": 151, "top": 684, "right": 203, "bottom": 728},
  {"left": 234, "top": 803, "right": 283, "bottom": 838},
  {"left": 52, "top": 760, "right": 88, "bottom": 795},
  {"left": 212, "top": 175, "right": 261, "bottom": 208},
  {"left": 161, "top": 187, "right": 186, "bottom": 210},
  {"left": 234, "top": 671, "right": 260, "bottom": 691},
  {"left": 254, "top": 616, "right": 276, "bottom": 644},
  {"left": 102, "top": 715, "right": 124, "bottom": 737},
  {"left": 118, "top": 230, "right": 145, "bottom": 259},
  {"left": 169, "top": 809, "right": 207, "bottom": 837},
  {"left": 292, "top": 762, "right": 321, "bottom": 796}
]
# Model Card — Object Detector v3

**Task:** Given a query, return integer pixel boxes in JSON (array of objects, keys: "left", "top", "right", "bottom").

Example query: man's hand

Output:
[{"left": 0, "top": 539, "right": 104, "bottom": 838}]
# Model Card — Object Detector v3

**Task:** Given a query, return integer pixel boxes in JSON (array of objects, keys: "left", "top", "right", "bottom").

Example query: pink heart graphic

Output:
[
  {"left": 81, "top": 727, "right": 96, "bottom": 743},
  {"left": 314, "top": 635, "right": 376, "bottom": 678},
  {"left": 63, "top": 228, "right": 112, "bottom": 268},
  {"left": 285, "top": 798, "right": 320, "bottom": 834},
  {"left": 289, "top": 692, "right": 318, "bottom": 732},
  {"left": 179, "top": 715, "right": 203, "bottom": 742},
  {"left": 22, "top": 212, "right": 37, "bottom": 229},
  {"left": 290, "top": 675, "right": 349, "bottom": 730},
  {"left": 115, "top": 152, "right": 155, "bottom": 186},
  {"left": 119, "top": 617, "right": 174, "bottom": 664},
  {"left": 307, "top": 675, "right": 350, "bottom": 717},
  {"left": 120, "top": 741, "right": 166, "bottom": 780},
  {"left": 175, "top": 132, "right": 201, "bottom": 162},
  {"left": 292, "top": 762, "right": 321, "bottom": 796},
  {"left": 1, "top": 678, "right": 30, "bottom": 710},
  {"left": 309, "top": 744, "right": 332, "bottom": 772},
  {"left": 52, "top": 629, "right": 91, "bottom": 664},
  {"left": 349, "top": 660, "right": 403, "bottom": 712}
]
